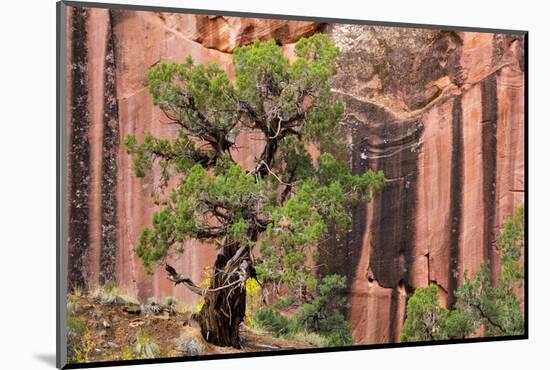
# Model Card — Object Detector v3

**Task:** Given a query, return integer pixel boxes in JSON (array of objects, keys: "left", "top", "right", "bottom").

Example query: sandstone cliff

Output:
[{"left": 65, "top": 6, "right": 525, "bottom": 344}]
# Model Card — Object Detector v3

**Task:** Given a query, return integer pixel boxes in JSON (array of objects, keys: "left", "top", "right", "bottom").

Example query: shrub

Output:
[
  {"left": 296, "top": 274, "right": 352, "bottom": 346},
  {"left": 401, "top": 205, "right": 525, "bottom": 342},
  {"left": 245, "top": 278, "right": 263, "bottom": 327},
  {"left": 133, "top": 332, "right": 161, "bottom": 359},
  {"left": 164, "top": 296, "right": 178, "bottom": 316},
  {"left": 91, "top": 284, "right": 139, "bottom": 306},
  {"left": 271, "top": 296, "right": 295, "bottom": 309},
  {"left": 141, "top": 297, "right": 163, "bottom": 316},
  {"left": 254, "top": 308, "right": 292, "bottom": 337},
  {"left": 254, "top": 274, "right": 353, "bottom": 346},
  {"left": 67, "top": 316, "right": 93, "bottom": 363},
  {"left": 400, "top": 284, "right": 449, "bottom": 342}
]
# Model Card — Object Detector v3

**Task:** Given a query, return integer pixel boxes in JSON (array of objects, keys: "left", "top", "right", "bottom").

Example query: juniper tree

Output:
[
  {"left": 125, "top": 34, "right": 385, "bottom": 347},
  {"left": 401, "top": 205, "right": 525, "bottom": 342}
]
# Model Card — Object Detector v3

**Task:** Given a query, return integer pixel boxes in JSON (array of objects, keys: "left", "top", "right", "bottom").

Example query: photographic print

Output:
[{"left": 57, "top": 1, "right": 527, "bottom": 367}]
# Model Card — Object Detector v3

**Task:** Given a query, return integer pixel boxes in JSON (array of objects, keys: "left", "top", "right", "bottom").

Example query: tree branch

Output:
[
  {"left": 279, "top": 169, "right": 297, "bottom": 205},
  {"left": 259, "top": 160, "right": 292, "bottom": 186},
  {"left": 195, "top": 227, "right": 226, "bottom": 239},
  {"left": 162, "top": 95, "right": 238, "bottom": 160},
  {"left": 473, "top": 303, "right": 506, "bottom": 333},
  {"left": 165, "top": 260, "right": 247, "bottom": 298}
]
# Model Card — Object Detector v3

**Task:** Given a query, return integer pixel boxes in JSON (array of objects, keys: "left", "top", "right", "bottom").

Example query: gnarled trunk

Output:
[{"left": 198, "top": 243, "right": 249, "bottom": 347}]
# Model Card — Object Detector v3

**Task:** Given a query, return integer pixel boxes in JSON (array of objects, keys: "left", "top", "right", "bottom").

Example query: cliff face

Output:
[
  {"left": 66, "top": 7, "right": 525, "bottom": 344},
  {"left": 325, "top": 25, "right": 524, "bottom": 343},
  {"left": 66, "top": 8, "right": 316, "bottom": 306}
]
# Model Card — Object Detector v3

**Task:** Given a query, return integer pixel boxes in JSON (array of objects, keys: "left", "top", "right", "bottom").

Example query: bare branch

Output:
[
  {"left": 165, "top": 263, "right": 246, "bottom": 297},
  {"left": 259, "top": 160, "right": 292, "bottom": 186},
  {"left": 268, "top": 117, "right": 283, "bottom": 139}
]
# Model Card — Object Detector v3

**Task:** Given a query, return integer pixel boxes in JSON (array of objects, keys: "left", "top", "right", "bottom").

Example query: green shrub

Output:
[
  {"left": 254, "top": 274, "right": 353, "bottom": 346},
  {"left": 400, "top": 284, "right": 450, "bottom": 342},
  {"left": 271, "top": 296, "right": 295, "bottom": 309},
  {"left": 254, "top": 308, "right": 292, "bottom": 337},
  {"left": 296, "top": 274, "right": 352, "bottom": 346},
  {"left": 401, "top": 205, "right": 525, "bottom": 342}
]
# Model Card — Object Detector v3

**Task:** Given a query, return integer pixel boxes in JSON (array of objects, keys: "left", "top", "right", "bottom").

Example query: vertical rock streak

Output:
[
  {"left": 364, "top": 103, "right": 422, "bottom": 340},
  {"left": 388, "top": 288, "right": 399, "bottom": 343},
  {"left": 369, "top": 117, "right": 421, "bottom": 290},
  {"left": 448, "top": 96, "right": 463, "bottom": 306},
  {"left": 481, "top": 75, "right": 498, "bottom": 274},
  {"left": 318, "top": 121, "right": 370, "bottom": 312},
  {"left": 99, "top": 11, "right": 120, "bottom": 285},
  {"left": 68, "top": 7, "right": 90, "bottom": 291}
]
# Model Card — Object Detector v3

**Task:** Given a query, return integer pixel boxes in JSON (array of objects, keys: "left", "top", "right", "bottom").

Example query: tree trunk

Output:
[{"left": 198, "top": 243, "right": 248, "bottom": 347}]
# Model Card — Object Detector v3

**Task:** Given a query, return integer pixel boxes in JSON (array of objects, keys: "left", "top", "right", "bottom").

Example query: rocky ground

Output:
[{"left": 66, "top": 292, "right": 315, "bottom": 364}]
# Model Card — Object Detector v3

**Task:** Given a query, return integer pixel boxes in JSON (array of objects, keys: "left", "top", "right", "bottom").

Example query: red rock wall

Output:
[
  {"left": 327, "top": 26, "right": 525, "bottom": 344},
  {"left": 65, "top": 7, "right": 318, "bottom": 305},
  {"left": 65, "top": 6, "right": 525, "bottom": 344}
]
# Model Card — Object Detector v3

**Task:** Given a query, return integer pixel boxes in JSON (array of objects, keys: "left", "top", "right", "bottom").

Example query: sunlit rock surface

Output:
[{"left": 66, "top": 7, "right": 525, "bottom": 344}]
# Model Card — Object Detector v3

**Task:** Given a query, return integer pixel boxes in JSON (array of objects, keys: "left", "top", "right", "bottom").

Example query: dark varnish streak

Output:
[
  {"left": 369, "top": 118, "right": 420, "bottom": 340},
  {"left": 99, "top": 11, "right": 120, "bottom": 285},
  {"left": 367, "top": 116, "right": 421, "bottom": 290},
  {"left": 388, "top": 288, "right": 400, "bottom": 342},
  {"left": 357, "top": 100, "right": 421, "bottom": 340},
  {"left": 448, "top": 96, "right": 464, "bottom": 307},
  {"left": 317, "top": 118, "right": 369, "bottom": 317},
  {"left": 481, "top": 75, "right": 498, "bottom": 277},
  {"left": 68, "top": 7, "right": 91, "bottom": 291}
]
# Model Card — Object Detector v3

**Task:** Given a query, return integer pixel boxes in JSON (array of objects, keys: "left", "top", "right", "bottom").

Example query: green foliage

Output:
[
  {"left": 124, "top": 132, "right": 207, "bottom": 183},
  {"left": 147, "top": 57, "right": 239, "bottom": 135},
  {"left": 125, "top": 35, "right": 385, "bottom": 290},
  {"left": 255, "top": 308, "right": 294, "bottom": 337},
  {"left": 134, "top": 161, "right": 270, "bottom": 271},
  {"left": 125, "top": 35, "right": 384, "bottom": 344},
  {"left": 232, "top": 35, "right": 343, "bottom": 146},
  {"left": 297, "top": 274, "right": 353, "bottom": 346},
  {"left": 401, "top": 205, "right": 525, "bottom": 342},
  {"left": 400, "top": 284, "right": 450, "bottom": 341},
  {"left": 254, "top": 274, "right": 353, "bottom": 347},
  {"left": 271, "top": 296, "right": 295, "bottom": 309},
  {"left": 256, "top": 155, "right": 384, "bottom": 294},
  {"left": 497, "top": 204, "right": 525, "bottom": 282},
  {"left": 452, "top": 204, "right": 525, "bottom": 337}
]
